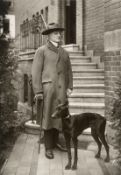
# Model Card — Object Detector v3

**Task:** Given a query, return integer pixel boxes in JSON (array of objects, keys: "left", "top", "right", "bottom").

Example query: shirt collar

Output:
[{"left": 49, "top": 40, "right": 59, "bottom": 48}]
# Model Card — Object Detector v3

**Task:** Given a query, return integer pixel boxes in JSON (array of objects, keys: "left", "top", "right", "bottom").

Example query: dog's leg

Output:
[
  {"left": 99, "top": 133, "right": 110, "bottom": 162},
  {"left": 64, "top": 134, "right": 72, "bottom": 169},
  {"left": 99, "top": 119, "right": 110, "bottom": 162},
  {"left": 72, "top": 136, "right": 78, "bottom": 170},
  {"left": 91, "top": 129, "right": 102, "bottom": 158}
]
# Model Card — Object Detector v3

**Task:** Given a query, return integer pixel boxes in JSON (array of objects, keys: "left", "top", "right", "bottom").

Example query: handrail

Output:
[
  {"left": 40, "top": 14, "right": 47, "bottom": 29},
  {"left": 20, "top": 13, "right": 47, "bottom": 51}
]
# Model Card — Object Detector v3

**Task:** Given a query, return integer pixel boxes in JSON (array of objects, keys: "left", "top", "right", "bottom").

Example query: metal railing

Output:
[{"left": 20, "top": 12, "right": 47, "bottom": 51}]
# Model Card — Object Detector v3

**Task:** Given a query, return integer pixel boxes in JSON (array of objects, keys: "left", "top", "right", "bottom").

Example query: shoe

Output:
[
  {"left": 55, "top": 143, "right": 67, "bottom": 152},
  {"left": 45, "top": 149, "right": 54, "bottom": 159}
]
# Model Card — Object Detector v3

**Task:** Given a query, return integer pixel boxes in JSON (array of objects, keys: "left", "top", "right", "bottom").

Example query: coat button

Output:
[{"left": 58, "top": 85, "right": 61, "bottom": 88}]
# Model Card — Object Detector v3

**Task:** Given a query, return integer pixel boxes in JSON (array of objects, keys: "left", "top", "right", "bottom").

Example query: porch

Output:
[{"left": 1, "top": 133, "right": 120, "bottom": 175}]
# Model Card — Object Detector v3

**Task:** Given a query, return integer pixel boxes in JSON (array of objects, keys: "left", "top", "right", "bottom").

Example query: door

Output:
[{"left": 65, "top": 0, "right": 76, "bottom": 44}]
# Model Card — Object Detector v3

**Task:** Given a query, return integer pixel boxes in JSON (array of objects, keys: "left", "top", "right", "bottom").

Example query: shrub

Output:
[
  {"left": 0, "top": 37, "right": 18, "bottom": 141},
  {"left": 111, "top": 73, "right": 121, "bottom": 167}
]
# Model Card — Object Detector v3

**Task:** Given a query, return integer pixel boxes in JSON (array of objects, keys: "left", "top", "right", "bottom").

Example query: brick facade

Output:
[
  {"left": 105, "top": 51, "right": 121, "bottom": 117},
  {"left": 105, "top": 0, "right": 121, "bottom": 32},
  {"left": 84, "top": 0, "right": 104, "bottom": 57},
  {"left": 104, "top": 0, "right": 121, "bottom": 119}
]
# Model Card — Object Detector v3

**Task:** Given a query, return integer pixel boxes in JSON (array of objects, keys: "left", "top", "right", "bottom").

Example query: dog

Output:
[{"left": 51, "top": 102, "right": 110, "bottom": 170}]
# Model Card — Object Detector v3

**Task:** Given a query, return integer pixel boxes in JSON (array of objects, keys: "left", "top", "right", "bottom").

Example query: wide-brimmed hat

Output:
[{"left": 42, "top": 23, "right": 65, "bottom": 35}]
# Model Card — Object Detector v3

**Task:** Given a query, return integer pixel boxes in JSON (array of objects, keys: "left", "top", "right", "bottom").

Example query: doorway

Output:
[{"left": 65, "top": 0, "right": 76, "bottom": 44}]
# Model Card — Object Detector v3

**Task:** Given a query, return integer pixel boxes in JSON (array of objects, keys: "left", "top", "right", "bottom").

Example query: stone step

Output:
[
  {"left": 24, "top": 120, "right": 40, "bottom": 135},
  {"left": 73, "top": 69, "right": 104, "bottom": 77},
  {"left": 72, "top": 63, "right": 97, "bottom": 70},
  {"left": 69, "top": 51, "right": 83, "bottom": 56},
  {"left": 73, "top": 84, "right": 104, "bottom": 93},
  {"left": 73, "top": 76, "right": 104, "bottom": 84},
  {"left": 62, "top": 44, "right": 80, "bottom": 52},
  {"left": 69, "top": 102, "right": 104, "bottom": 115},
  {"left": 70, "top": 55, "right": 91, "bottom": 63},
  {"left": 69, "top": 93, "right": 104, "bottom": 103}
]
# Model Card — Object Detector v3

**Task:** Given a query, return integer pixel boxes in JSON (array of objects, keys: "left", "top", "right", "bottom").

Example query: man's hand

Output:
[
  {"left": 67, "top": 89, "right": 72, "bottom": 97},
  {"left": 34, "top": 93, "right": 43, "bottom": 101}
]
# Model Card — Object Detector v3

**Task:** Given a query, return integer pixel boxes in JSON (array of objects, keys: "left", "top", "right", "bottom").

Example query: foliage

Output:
[
  {"left": 0, "top": 0, "right": 21, "bottom": 144},
  {"left": 111, "top": 73, "right": 121, "bottom": 167},
  {"left": 0, "top": 1, "right": 29, "bottom": 146},
  {"left": 0, "top": 0, "right": 11, "bottom": 16},
  {"left": 0, "top": 37, "right": 19, "bottom": 140}
]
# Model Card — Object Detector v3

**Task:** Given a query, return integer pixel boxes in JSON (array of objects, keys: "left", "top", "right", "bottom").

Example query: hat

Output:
[{"left": 42, "top": 23, "right": 65, "bottom": 35}]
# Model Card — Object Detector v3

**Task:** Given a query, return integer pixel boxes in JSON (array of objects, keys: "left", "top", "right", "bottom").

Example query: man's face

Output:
[{"left": 48, "top": 31, "right": 62, "bottom": 43}]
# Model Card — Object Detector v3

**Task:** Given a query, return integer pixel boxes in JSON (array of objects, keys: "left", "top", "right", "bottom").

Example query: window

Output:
[
  {"left": 6, "top": 15, "right": 15, "bottom": 38},
  {"left": 41, "top": 9, "right": 43, "bottom": 15},
  {"left": 3, "top": 18, "right": 9, "bottom": 34},
  {"left": 45, "top": 6, "right": 48, "bottom": 23}
]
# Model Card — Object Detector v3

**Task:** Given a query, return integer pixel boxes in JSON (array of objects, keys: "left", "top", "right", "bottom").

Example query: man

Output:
[{"left": 32, "top": 23, "right": 73, "bottom": 159}]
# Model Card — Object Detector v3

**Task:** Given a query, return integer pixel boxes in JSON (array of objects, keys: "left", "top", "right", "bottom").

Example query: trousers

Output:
[{"left": 44, "top": 128, "right": 59, "bottom": 149}]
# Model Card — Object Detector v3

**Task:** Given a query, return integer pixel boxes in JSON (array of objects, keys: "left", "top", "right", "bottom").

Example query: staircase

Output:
[{"left": 63, "top": 45, "right": 105, "bottom": 116}]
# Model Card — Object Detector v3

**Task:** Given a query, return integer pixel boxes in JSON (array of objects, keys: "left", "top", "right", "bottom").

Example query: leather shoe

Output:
[
  {"left": 55, "top": 143, "right": 67, "bottom": 152},
  {"left": 45, "top": 149, "right": 54, "bottom": 159}
]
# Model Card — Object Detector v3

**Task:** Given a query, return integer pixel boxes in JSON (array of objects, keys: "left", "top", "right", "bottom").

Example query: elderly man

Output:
[{"left": 32, "top": 23, "right": 73, "bottom": 159}]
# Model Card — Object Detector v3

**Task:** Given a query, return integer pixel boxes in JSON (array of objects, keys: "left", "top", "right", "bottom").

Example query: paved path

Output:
[{"left": 0, "top": 133, "right": 121, "bottom": 175}]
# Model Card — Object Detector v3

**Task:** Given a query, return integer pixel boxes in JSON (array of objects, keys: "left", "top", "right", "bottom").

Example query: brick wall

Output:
[
  {"left": 105, "top": 51, "right": 121, "bottom": 118},
  {"left": 104, "top": 0, "right": 121, "bottom": 118},
  {"left": 105, "top": 0, "right": 121, "bottom": 32},
  {"left": 84, "top": 0, "right": 104, "bottom": 57},
  {"left": 104, "top": 0, "right": 121, "bottom": 144}
]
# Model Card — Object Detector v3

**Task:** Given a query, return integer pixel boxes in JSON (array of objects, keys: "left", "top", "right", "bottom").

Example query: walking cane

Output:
[
  {"left": 36, "top": 97, "right": 43, "bottom": 154},
  {"left": 28, "top": 78, "right": 35, "bottom": 123}
]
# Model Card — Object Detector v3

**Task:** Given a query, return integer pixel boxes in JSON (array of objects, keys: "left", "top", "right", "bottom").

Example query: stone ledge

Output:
[
  {"left": 24, "top": 120, "right": 40, "bottom": 135},
  {"left": 62, "top": 44, "right": 80, "bottom": 51}
]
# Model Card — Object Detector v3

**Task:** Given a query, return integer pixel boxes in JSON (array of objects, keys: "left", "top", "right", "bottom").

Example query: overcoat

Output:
[{"left": 32, "top": 41, "right": 73, "bottom": 130}]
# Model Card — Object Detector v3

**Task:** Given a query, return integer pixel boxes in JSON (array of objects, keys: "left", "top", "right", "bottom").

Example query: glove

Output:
[{"left": 67, "top": 89, "right": 72, "bottom": 97}]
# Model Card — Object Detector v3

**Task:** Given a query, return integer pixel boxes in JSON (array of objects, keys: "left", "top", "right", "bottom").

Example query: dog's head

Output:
[{"left": 51, "top": 101, "right": 70, "bottom": 119}]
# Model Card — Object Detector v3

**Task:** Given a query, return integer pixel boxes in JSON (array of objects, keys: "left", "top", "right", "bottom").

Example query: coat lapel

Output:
[
  {"left": 47, "top": 41, "right": 60, "bottom": 64},
  {"left": 47, "top": 41, "right": 59, "bottom": 53}
]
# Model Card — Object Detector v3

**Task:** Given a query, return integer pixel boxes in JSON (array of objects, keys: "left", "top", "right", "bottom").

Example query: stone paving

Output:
[{"left": 0, "top": 133, "right": 121, "bottom": 175}]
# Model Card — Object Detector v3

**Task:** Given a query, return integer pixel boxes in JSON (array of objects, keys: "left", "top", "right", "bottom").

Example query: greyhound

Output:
[{"left": 51, "top": 102, "right": 110, "bottom": 170}]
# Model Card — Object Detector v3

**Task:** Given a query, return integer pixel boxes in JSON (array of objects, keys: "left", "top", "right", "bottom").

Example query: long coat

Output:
[{"left": 32, "top": 41, "right": 73, "bottom": 130}]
